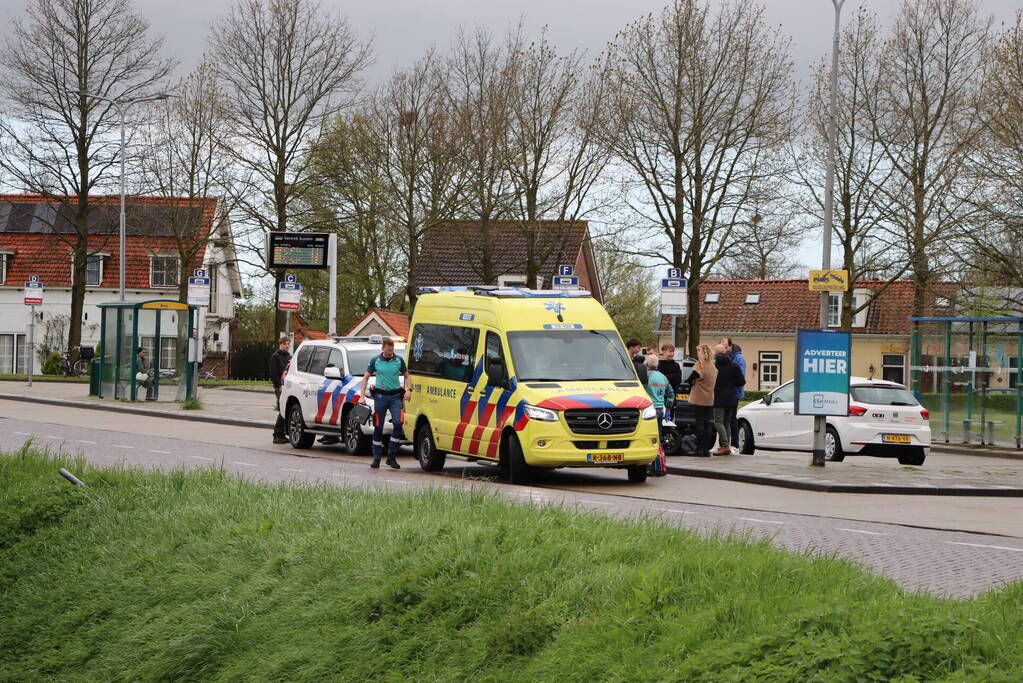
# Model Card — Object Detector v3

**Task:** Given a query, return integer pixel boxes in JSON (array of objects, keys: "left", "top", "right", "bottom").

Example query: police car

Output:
[{"left": 278, "top": 335, "right": 406, "bottom": 452}]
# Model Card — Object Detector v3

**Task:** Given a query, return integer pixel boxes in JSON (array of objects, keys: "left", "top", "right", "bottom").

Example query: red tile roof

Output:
[
  {"left": 344, "top": 309, "right": 410, "bottom": 338},
  {"left": 413, "top": 220, "right": 590, "bottom": 289},
  {"left": 0, "top": 195, "right": 217, "bottom": 288},
  {"left": 659, "top": 280, "right": 961, "bottom": 335}
]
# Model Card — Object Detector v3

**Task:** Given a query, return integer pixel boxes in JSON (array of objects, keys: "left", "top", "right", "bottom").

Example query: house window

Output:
[
  {"left": 935, "top": 295, "right": 950, "bottom": 308},
  {"left": 744, "top": 292, "right": 760, "bottom": 304},
  {"left": 827, "top": 294, "right": 841, "bottom": 327},
  {"left": 705, "top": 291, "right": 720, "bottom": 303},
  {"left": 758, "top": 351, "right": 782, "bottom": 391},
  {"left": 1010, "top": 356, "right": 1018, "bottom": 389},
  {"left": 882, "top": 354, "right": 905, "bottom": 385},
  {"left": 0, "top": 334, "right": 29, "bottom": 374},
  {"left": 85, "top": 255, "right": 103, "bottom": 286},
  {"left": 151, "top": 256, "right": 179, "bottom": 287},
  {"left": 0, "top": 253, "right": 9, "bottom": 284},
  {"left": 208, "top": 265, "right": 218, "bottom": 314}
]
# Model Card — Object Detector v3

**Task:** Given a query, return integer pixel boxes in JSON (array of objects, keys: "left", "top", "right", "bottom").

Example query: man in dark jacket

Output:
[
  {"left": 626, "top": 338, "right": 649, "bottom": 384},
  {"left": 657, "top": 342, "right": 683, "bottom": 421},
  {"left": 270, "top": 335, "right": 292, "bottom": 444},
  {"left": 721, "top": 338, "right": 747, "bottom": 446},
  {"left": 712, "top": 344, "right": 746, "bottom": 455}
]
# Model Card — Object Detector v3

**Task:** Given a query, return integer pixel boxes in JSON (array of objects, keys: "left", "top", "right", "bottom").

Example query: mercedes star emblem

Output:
[{"left": 596, "top": 412, "right": 614, "bottom": 430}]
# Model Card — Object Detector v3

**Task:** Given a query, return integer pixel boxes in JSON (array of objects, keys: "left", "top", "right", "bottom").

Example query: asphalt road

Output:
[{"left": 3, "top": 398, "right": 1023, "bottom": 598}]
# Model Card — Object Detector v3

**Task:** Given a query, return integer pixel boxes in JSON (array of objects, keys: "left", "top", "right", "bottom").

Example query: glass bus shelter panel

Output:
[
  {"left": 116, "top": 308, "right": 135, "bottom": 400},
  {"left": 100, "top": 309, "right": 117, "bottom": 398}
]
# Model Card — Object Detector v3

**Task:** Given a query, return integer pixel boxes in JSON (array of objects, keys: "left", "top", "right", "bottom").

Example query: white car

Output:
[
  {"left": 736, "top": 377, "right": 931, "bottom": 465},
  {"left": 278, "top": 336, "right": 406, "bottom": 453}
]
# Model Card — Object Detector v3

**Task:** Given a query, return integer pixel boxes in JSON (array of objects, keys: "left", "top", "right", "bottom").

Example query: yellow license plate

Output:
[
  {"left": 588, "top": 452, "right": 625, "bottom": 463},
  {"left": 676, "top": 394, "right": 689, "bottom": 402},
  {"left": 882, "top": 434, "right": 911, "bottom": 444}
]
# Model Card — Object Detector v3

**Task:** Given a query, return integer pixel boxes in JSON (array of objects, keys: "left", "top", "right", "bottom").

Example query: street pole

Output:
[
  {"left": 813, "top": 0, "right": 846, "bottom": 468},
  {"left": 28, "top": 305, "right": 35, "bottom": 387},
  {"left": 118, "top": 103, "right": 126, "bottom": 301},
  {"left": 328, "top": 233, "right": 337, "bottom": 337}
]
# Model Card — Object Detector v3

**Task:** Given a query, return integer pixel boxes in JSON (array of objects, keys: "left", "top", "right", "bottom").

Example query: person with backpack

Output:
[{"left": 357, "top": 337, "right": 410, "bottom": 469}]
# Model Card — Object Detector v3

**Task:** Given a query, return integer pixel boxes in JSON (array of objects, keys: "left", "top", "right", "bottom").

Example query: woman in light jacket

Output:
[{"left": 687, "top": 344, "right": 717, "bottom": 457}]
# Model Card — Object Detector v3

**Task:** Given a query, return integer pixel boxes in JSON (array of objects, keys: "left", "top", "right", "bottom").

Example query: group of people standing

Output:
[{"left": 628, "top": 336, "right": 747, "bottom": 459}]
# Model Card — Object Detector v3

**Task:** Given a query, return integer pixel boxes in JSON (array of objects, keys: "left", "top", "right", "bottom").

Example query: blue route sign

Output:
[{"left": 794, "top": 329, "right": 851, "bottom": 416}]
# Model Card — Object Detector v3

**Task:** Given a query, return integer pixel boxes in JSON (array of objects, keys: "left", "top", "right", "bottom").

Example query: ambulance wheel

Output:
[
  {"left": 415, "top": 422, "right": 446, "bottom": 472},
  {"left": 627, "top": 465, "right": 648, "bottom": 483},
  {"left": 502, "top": 432, "right": 531, "bottom": 484},
  {"left": 343, "top": 411, "right": 371, "bottom": 455},
  {"left": 288, "top": 403, "right": 315, "bottom": 449}
]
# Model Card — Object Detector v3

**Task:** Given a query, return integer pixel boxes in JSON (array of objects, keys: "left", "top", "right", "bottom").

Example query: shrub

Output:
[{"left": 40, "top": 353, "right": 63, "bottom": 375}]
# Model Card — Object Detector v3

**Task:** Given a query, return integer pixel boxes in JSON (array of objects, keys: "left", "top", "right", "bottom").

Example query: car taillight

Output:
[
  {"left": 920, "top": 409, "right": 929, "bottom": 420},
  {"left": 848, "top": 405, "right": 867, "bottom": 416}
]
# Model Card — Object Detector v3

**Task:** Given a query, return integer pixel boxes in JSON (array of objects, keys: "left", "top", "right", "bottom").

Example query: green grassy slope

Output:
[{"left": 2, "top": 447, "right": 1022, "bottom": 682}]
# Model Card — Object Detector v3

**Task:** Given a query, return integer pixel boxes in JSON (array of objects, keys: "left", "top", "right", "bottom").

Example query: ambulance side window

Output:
[
  {"left": 485, "top": 332, "right": 508, "bottom": 386},
  {"left": 408, "top": 323, "right": 479, "bottom": 383}
]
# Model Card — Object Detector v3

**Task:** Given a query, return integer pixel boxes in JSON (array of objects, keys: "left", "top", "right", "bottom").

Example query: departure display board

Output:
[{"left": 267, "top": 232, "right": 329, "bottom": 269}]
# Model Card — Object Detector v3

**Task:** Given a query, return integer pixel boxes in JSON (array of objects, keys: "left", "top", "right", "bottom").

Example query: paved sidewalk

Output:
[
  {"left": 3, "top": 381, "right": 1022, "bottom": 495},
  {"left": 0, "top": 381, "right": 275, "bottom": 428}
]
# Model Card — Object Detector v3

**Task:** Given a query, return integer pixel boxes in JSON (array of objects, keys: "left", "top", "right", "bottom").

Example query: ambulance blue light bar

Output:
[{"left": 417, "top": 286, "right": 592, "bottom": 298}]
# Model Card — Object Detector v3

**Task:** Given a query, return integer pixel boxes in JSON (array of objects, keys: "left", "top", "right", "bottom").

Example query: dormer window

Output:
[
  {"left": 745, "top": 292, "right": 760, "bottom": 304},
  {"left": 151, "top": 255, "right": 180, "bottom": 288},
  {"left": 0, "top": 252, "right": 10, "bottom": 284},
  {"left": 705, "top": 291, "right": 720, "bottom": 303},
  {"left": 85, "top": 254, "right": 103, "bottom": 286}
]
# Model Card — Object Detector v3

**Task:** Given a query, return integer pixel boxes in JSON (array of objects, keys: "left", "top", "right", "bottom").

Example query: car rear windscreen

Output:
[{"left": 850, "top": 385, "right": 919, "bottom": 406}]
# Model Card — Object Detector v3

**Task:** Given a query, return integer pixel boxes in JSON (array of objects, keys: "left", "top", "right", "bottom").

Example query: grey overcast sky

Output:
[{"left": 2, "top": 0, "right": 1020, "bottom": 87}]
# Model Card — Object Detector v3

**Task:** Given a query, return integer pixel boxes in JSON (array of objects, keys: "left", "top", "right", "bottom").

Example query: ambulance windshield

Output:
[{"left": 507, "top": 329, "right": 636, "bottom": 382}]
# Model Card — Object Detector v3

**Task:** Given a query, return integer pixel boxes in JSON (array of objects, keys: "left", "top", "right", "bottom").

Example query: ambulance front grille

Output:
[{"left": 563, "top": 408, "right": 639, "bottom": 435}]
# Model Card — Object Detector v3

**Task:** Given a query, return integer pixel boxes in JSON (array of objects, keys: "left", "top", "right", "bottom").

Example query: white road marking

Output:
[
  {"left": 739, "top": 517, "right": 784, "bottom": 525},
  {"left": 838, "top": 528, "right": 887, "bottom": 536},
  {"left": 583, "top": 500, "right": 614, "bottom": 506},
  {"left": 44, "top": 435, "right": 64, "bottom": 439},
  {"left": 649, "top": 507, "right": 696, "bottom": 515},
  {"left": 231, "top": 461, "right": 258, "bottom": 467},
  {"left": 945, "top": 541, "right": 1023, "bottom": 553},
  {"left": 149, "top": 449, "right": 171, "bottom": 454},
  {"left": 14, "top": 431, "right": 30, "bottom": 435},
  {"left": 78, "top": 440, "right": 96, "bottom": 444},
  {"left": 191, "top": 456, "right": 213, "bottom": 462},
  {"left": 384, "top": 479, "right": 411, "bottom": 485},
  {"left": 111, "top": 444, "right": 133, "bottom": 449},
  {"left": 280, "top": 468, "right": 305, "bottom": 473}
]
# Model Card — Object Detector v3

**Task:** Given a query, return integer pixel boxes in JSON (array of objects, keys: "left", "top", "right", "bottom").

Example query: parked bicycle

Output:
[
  {"left": 59, "top": 346, "right": 93, "bottom": 377},
  {"left": 199, "top": 363, "right": 220, "bottom": 381}
]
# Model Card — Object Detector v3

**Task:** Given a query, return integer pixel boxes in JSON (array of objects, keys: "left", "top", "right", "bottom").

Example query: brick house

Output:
[
  {"left": 344, "top": 309, "right": 410, "bottom": 339},
  {"left": 413, "top": 220, "right": 603, "bottom": 301},
  {"left": 0, "top": 195, "right": 241, "bottom": 373},
  {"left": 655, "top": 279, "right": 963, "bottom": 392}
]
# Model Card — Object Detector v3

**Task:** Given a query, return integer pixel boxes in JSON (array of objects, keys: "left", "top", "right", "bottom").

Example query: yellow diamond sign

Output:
[{"left": 808, "top": 270, "right": 849, "bottom": 292}]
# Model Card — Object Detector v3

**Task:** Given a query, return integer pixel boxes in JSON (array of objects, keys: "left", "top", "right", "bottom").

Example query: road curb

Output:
[
  {"left": 0, "top": 392, "right": 274, "bottom": 430},
  {"left": 665, "top": 464, "right": 1023, "bottom": 496},
  {"left": 930, "top": 444, "right": 1023, "bottom": 460}
]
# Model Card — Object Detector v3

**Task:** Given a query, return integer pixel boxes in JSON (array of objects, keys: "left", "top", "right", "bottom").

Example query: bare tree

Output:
[
  {"left": 443, "top": 27, "right": 518, "bottom": 285},
  {"left": 504, "top": 30, "right": 611, "bottom": 288},
  {"left": 372, "top": 51, "right": 465, "bottom": 308},
  {"left": 598, "top": 0, "right": 795, "bottom": 355},
  {"left": 959, "top": 11, "right": 1023, "bottom": 311},
  {"left": 794, "top": 8, "right": 906, "bottom": 329},
  {"left": 0, "top": 0, "right": 172, "bottom": 359},
  {"left": 866, "top": 0, "right": 990, "bottom": 316},
  {"left": 139, "top": 62, "right": 232, "bottom": 303},
  {"left": 211, "top": 0, "right": 370, "bottom": 336},
  {"left": 714, "top": 211, "right": 802, "bottom": 280}
]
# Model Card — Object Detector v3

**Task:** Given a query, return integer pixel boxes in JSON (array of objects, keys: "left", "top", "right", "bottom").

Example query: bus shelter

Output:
[
  {"left": 910, "top": 317, "right": 1023, "bottom": 448},
  {"left": 96, "top": 300, "right": 197, "bottom": 402}
]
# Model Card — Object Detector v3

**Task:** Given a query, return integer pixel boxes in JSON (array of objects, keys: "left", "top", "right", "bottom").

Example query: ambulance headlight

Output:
[
  {"left": 642, "top": 405, "right": 657, "bottom": 420},
  {"left": 523, "top": 404, "right": 559, "bottom": 422}
]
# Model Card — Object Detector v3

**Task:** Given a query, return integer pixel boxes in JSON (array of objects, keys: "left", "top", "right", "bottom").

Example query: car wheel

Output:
[
  {"left": 661, "top": 426, "right": 682, "bottom": 456},
  {"left": 897, "top": 447, "right": 926, "bottom": 466},
  {"left": 501, "top": 432, "right": 531, "bottom": 484},
  {"left": 824, "top": 426, "right": 845, "bottom": 462},
  {"left": 737, "top": 420, "right": 755, "bottom": 455},
  {"left": 627, "top": 465, "right": 648, "bottom": 483},
  {"left": 343, "top": 411, "right": 371, "bottom": 455},
  {"left": 288, "top": 403, "right": 315, "bottom": 449},
  {"left": 415, "top": 421, "right": 446, "bottom": 472}
]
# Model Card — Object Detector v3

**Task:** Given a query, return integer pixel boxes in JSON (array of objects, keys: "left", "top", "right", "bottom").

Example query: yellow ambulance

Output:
[{"left": 406, "top": 287, "right": 659, "bottom": 483}]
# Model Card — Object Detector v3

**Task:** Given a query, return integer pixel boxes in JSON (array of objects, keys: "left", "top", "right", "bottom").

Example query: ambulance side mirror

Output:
[{"left": 487, "top": 359, "right": 508, "bottom": 388}]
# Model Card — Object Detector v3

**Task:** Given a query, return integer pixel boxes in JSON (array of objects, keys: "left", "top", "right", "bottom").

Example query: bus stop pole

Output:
[
  {"left": 1017, "top": 321, "right": 1021, "bottom": 449},
  {"left": 328, "top": 233, "right": 337, "bottom": 337},
  {"left": 27, "top": 304, "right": 35, "bottom": 387}
]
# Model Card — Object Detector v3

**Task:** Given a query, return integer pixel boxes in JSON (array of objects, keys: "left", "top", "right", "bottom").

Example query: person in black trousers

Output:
[
  {"left": 270, "top": 335, "right": 292, "bottom": 444},
  {"left": 712, "top": 344, "right": 745, "bottom": 454}
]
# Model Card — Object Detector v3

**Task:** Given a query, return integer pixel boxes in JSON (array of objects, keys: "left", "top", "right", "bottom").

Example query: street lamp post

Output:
[
  {"left": 68, "top": 90, "right": 175, "bottom": 301},
  {"left": 812, "top": 0, "right": 847, "bottom": 467}
]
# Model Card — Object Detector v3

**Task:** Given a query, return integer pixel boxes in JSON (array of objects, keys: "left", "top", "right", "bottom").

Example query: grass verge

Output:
[{"left": 2, "top": 447, "right": 1022, "bottom": 681}]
